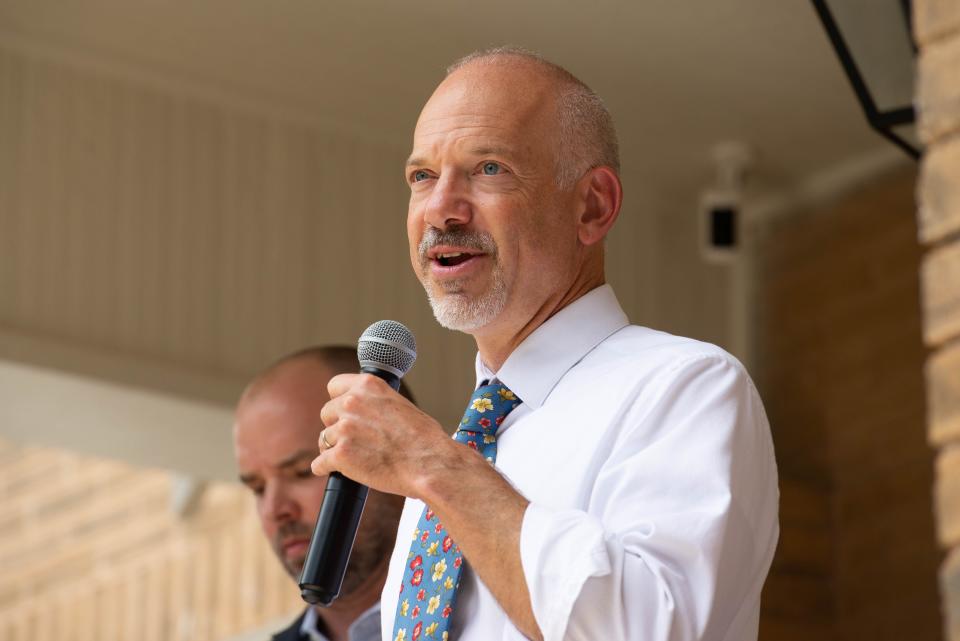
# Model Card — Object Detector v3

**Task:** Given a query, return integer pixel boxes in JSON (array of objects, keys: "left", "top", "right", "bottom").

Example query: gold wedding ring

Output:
[{"left": 321, "top": 429, "right": 333, "bottom": 450}]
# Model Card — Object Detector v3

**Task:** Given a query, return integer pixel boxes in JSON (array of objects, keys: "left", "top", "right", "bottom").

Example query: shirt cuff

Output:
[{"left": 520, "top": 502, "right": 612, "bottom": 641}]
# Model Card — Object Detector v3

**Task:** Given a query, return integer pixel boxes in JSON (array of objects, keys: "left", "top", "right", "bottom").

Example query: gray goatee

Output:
[{"left": 418, "top": 227, "right": 507, "bottom": 332}]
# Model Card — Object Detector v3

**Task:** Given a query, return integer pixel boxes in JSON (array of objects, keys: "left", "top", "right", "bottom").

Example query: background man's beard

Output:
[
  {"left": 273, "top": 521, "right": 313, "bottom": 579},
  {"left": 278, "top": 545, "right": 382, "bottom": 597},
  {"left": 425, "top": 272, "right": 508, "bottom": 332},
  {"left": 274, "top": 517, "right": 394, "bottom": 597}
]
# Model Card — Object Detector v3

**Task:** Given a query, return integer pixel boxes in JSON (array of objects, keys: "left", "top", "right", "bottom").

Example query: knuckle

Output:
[
  {"left": 336, "top": 417, "right": 355, "bottom": 434},
  {"left": 341, "top": 393, "right": 360, "bottom": 413},
  {"left": 360, "top": 375, "right": 381, "bottom": 391},
  {"left": 327, "top": 373, "right": 348, "bottom": 397},
  {"left": 320, "top": 402, "right": 336, "bottom": 424},
  {"left": 331, "top": 440, "right": 353, "bottom": 464}
]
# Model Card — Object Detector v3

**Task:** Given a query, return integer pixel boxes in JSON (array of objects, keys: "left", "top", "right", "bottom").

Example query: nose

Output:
[
  {"left": 260, "top": 480, "right": 299, "bottom": 525},
  {"left": 422, "top": 171, "right": 473, "bottom": 230}
]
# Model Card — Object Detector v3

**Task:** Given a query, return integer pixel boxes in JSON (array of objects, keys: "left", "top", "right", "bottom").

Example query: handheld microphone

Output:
[{"left": 298, "top": 320, "right": 417, "bottom": 606}]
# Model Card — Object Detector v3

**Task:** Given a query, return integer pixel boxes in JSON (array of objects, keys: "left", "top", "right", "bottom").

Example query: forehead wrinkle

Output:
[
  {"left": 410, "top": 125, "right": 530, "bottom": 166},
  {"left": 414, "top": 117, "right": 512, "bottom": 143},
  {"left": 416, "top": 98, "right": 557, "bottom": 173}
]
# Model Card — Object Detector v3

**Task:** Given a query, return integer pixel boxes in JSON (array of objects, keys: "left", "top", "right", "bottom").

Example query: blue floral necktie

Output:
[{"left": 392, "top": 383, "right": 520, "bottom": 641}]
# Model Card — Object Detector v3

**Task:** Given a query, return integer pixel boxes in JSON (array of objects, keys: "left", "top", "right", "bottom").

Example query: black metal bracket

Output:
[{"left": 810, "top": 0, "right": 921, "bottom": 159}]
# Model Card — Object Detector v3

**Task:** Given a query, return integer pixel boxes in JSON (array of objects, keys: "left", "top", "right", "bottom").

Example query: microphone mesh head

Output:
[{"left": 357, "top": 320, "right": 417, "bottom": 377}]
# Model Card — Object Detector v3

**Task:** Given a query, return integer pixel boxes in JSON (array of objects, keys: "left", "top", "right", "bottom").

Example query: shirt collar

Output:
[
  {"left": 474, "top": 284, "right": 629, "bottom": 409},
  {"left": 300, "top": 602, "right": 381, "bottom": 641}
]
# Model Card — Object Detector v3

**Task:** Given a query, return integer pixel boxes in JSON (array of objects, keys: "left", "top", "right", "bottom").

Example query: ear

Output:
[{"left": 575, "top": 166, "right": 623, "bottom": 246}]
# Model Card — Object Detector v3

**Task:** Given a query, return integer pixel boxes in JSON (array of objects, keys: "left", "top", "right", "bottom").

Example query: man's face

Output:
[
  {"left": 233, "top": 362, "right": 399, "bottom": 594},
  {"left": 234, "top": 368, "right": 329, "bottom": 578},
  {"left": 406, "top": 62, "right": 581, "bottom": 334}
]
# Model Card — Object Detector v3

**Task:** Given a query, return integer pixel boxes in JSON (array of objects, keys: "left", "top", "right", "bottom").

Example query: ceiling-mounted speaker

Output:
[{"left": 700, "top": 142, "right": 752, "bottom": 264}]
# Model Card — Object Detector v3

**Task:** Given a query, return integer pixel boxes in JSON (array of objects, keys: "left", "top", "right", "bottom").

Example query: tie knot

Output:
[{"left": 458, "top": 383, "right": 520, "bottom": 435}]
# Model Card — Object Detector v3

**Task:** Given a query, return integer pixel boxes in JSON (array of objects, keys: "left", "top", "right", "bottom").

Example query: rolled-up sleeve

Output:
[{"left": 519, "top": 355, "right": 780, "bottom": 641}]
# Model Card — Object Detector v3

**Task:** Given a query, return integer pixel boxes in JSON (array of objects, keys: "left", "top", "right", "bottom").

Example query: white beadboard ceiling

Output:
[{"left": 0, "top": 0, "right": 894, "bottom": 193}]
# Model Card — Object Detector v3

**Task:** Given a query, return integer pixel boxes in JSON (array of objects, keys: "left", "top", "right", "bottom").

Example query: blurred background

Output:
[{"left": 0, "top": 1, "right": 946, "bottom": 640}]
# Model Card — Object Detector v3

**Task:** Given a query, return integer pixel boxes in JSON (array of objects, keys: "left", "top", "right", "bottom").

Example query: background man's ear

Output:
[{"left": 576, "top": 166, "right": 623, "bottom": 246}]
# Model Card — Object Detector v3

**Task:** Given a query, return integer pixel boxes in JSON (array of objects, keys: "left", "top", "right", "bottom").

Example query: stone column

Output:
[{"left": 915, "top": 1, "right": 960, "bottom": 638}]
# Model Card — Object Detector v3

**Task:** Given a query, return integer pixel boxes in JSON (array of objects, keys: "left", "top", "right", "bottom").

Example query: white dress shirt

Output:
[{"left": 381, "top": 285, "right": 779, "bottom": 641}]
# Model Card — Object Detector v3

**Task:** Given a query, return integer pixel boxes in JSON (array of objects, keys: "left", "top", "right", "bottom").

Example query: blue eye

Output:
[
  {"left": 413, "top": 170, "right": 430, "bottom": 182},
  {"left": 482, "top": 162, "right": 501, "bottom": 176}
]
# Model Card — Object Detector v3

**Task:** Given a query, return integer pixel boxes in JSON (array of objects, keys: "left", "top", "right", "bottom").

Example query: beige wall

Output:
[
  {"left": 648, "top": 202, "right": 735, "bottom": 352},
  {"left": 754, "top": 168, "right": 940, "bottom": 640},
  {"left": 0, "top": 436, "right": 303, "bottom": 641}
]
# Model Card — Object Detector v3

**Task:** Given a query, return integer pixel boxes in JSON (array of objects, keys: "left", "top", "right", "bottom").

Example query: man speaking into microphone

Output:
[{"left": 312, "top": 48, "right": 779, "bottom": 641}]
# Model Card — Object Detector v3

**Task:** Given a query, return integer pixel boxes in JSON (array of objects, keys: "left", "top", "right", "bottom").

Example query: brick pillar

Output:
[{"left": 915, "top": 1, "right": 960, "bottom": 638}]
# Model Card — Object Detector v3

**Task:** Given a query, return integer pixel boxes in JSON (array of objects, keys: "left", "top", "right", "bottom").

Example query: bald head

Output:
[
  {"left": 239, "top": 345, "right": 414, "bottom": 409},
  {"left": 445, "top": 47, "right": 619, "bottom": 188}
]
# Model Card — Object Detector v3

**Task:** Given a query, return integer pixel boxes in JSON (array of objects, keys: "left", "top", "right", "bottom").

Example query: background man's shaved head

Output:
[
  {"left": 446, "top": 46, "right": 620, "bottom": 187},
  {"left": 240, "top": 345, "right": 415, "bottom": 406}
]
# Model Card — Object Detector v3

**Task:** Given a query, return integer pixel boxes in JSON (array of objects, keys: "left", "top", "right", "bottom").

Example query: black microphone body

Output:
[
  {"left": 299, "top": 368, "right": 399, "bottom": 606},
  {"left": 299, "top": 322, "right": 416, "bottom": 606}
]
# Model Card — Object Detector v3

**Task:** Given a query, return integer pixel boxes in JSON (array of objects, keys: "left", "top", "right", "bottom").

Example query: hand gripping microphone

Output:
[{"left": 299, "top": 320, "right": 417, "bottom": 606}]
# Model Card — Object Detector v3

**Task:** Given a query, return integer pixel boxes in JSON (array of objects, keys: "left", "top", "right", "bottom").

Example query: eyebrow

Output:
[
  {"left": 276, "top": 449, "right": 317, "bottom": 468},
  {"left": 468, "top": 145, "right": 513, "bottom": 158},
  {"left": 237, "top": 448, "right": 316, "bottom": 484}
]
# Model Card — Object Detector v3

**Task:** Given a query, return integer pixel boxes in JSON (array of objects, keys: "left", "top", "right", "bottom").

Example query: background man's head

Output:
[
  {"left": 233, "top": 346, "right": 409, "bottom": 595},
  {"left": 407, "top": 47, "right": 623, "bottom": 336}
]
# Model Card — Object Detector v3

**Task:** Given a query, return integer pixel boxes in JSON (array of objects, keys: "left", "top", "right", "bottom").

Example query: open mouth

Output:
[{"left": 435, "top": 251, "right": 478, "bottom": 267}]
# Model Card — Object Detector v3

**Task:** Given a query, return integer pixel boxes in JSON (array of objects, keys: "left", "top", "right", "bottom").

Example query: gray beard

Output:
[
  {"left": 418, "top": 226, "right": 507, "bottom": 332},
  {"left": 424, "top": 270, "right": 508, "bottom": 332}
]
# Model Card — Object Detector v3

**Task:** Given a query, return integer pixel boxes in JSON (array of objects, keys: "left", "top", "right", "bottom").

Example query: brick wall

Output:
[
  {"left": 754, "top": 167, "right": 940, "bottom": 640},
  {"left": 915, "top": 1, "right": 960, "bottom": 639},
  {"left": 0, "top": 437, "right": 303, "bottom": 641}
]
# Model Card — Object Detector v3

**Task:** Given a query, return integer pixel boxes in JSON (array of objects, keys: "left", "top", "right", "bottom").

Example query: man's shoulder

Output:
[
  {"left": 587, "top": 324, "right": 744, "bottom": 377},
  {"left": 271, "top": 611, "right": 307, "bottom": 641}
]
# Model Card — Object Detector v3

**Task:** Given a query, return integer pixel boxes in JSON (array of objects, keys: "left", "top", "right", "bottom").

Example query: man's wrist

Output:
[{"left": 412, "top": 436, "right": 481, "bottom": 505}]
